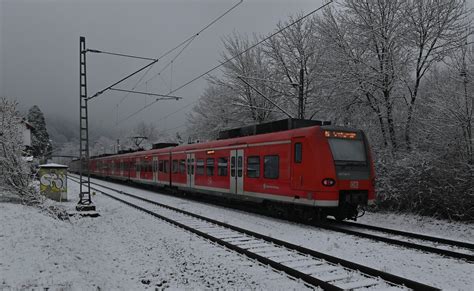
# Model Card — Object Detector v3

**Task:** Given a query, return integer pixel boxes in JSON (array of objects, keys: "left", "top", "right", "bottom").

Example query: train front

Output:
[{"left": 321, "top": 127, "right": 375, "bottom": 220}]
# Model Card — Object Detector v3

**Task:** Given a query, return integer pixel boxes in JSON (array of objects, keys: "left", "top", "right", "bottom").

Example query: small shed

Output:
[{"left": 39, "top": 163, "right": 68, "bottom": 202}]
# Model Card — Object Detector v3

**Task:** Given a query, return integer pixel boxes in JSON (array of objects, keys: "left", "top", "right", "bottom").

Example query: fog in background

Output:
[{"left": 1, "top": 0, "right": 325, "bottom": 142}]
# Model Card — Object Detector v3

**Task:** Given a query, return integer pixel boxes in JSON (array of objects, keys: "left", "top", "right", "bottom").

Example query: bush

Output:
[{"left": 374, "top": 149, "right": 474, "bottom": 221}]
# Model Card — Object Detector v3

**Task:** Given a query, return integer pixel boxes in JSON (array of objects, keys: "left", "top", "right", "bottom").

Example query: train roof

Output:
[{"left": 90, "top": 119, "right": 365, "bottom": 161}]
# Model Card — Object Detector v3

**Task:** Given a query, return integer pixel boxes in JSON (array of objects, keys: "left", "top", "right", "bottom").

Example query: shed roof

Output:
[{"left": 39, "top": 163, "right": 68, "bottom": 168}]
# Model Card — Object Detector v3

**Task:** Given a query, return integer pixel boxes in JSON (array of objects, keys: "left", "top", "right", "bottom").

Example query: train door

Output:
[
  {"left": 186, "top": 153, "right": 195, "bottom": 188},
  {"left": 153, "top": 156, "right": 158, "bottom": 183},
  {"left": 291, "top": 137, "right": 305, "bottom": 190},
  {"left": 230, "top": 149, "right": 244, "bottom": 194}
]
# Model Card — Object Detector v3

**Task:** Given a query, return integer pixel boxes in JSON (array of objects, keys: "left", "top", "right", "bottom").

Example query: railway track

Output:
[
  {"left": 70, "top": 174, "right": 474, "bottom": 263},
  {"left": 317, "top": 220, "right": 474, "bottom": 262},
  {"left": 69, "top": 175, "right": 436, "bottom": 290}
]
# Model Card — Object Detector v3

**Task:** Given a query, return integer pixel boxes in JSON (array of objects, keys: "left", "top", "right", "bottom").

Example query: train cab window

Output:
[
  {"left": 164, "top": 160, "right": 169, "bottom": 173},
  {"left": 196, "top": 159, "right": 205, "bottom": 175},
  {"left": 172, "top": 160, "right": 179, "bottom": 173},
  {"left": 206, "top": 158, "right": 214, "bottom": 176},
  {"left": 179, "top": 159, "right": 186, "bottom": 174},
  {"left": 230, "top": 157, "right": 236, "bottom": 177},
  {"left": 294, "top": 143, "right": 302, "bottom": 163},
  {"left": 218, "top": 157, "right": 228, "bottom": 176},
  {"left": 264, "top": 155, "right": 279, "bottom": 179},
  {"left": 247, "top": 156, "right": 260, "bottom": 178}
]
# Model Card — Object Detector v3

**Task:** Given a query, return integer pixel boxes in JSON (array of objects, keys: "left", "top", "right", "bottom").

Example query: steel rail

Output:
[
  {"left": 68, "top": 175, "right": 438, "bottom": 290},
  {"left": 331, "top": 219, "right": 474, "bottom": 251},
  {"left": 315, "top": 222, "right": 474, "bottom": 262}
]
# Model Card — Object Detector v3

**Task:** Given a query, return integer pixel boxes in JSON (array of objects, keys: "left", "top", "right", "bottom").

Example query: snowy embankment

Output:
[
  {"left": 0, "top": 182, "right": 312, "bottom": 290},
  {"left": 88, "top": 177, "right": 474, "bottom": 290}
]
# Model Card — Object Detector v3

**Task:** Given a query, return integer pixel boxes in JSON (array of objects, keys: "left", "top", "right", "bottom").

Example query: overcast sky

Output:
[
  {"left": 0, "top": 0, "right": 330, "bottom": 140},
  {"left": 2, "top": 0, "right": 473, "bottom": 141}
]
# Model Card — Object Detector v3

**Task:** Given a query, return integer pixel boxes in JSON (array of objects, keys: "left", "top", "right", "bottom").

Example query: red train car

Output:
[{"left": 71, "top": 119, "right": 375, "bottom": 220}]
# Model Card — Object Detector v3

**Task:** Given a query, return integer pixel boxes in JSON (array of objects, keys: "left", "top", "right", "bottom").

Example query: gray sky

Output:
[{"left": 1, "top": 0, "right": 325, "bottom": 139}]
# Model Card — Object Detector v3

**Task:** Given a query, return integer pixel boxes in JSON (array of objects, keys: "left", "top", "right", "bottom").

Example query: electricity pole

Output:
[{"left": 77, "top": 36, "right": 95, "bottom": 211}]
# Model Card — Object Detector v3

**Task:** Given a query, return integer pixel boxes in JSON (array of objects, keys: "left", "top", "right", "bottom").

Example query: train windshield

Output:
[{"left": 328, "top": 138, "right": 366, "bottom": 163}]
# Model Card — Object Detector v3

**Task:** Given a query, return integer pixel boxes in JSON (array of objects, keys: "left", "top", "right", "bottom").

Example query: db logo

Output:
[{"left": 350, "top": 181, "right": 359, "bottom": 189}]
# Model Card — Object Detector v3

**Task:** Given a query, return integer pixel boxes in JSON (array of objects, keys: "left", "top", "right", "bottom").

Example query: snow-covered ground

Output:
[
  {"left": 2, "top": 177, "right": 473, "bottom": 290},
  {"left": 84, "top": 177, "right": 474, "bottom": 290},
  {"left": 0, "top": 183, "right": 313, "bottom": 290}
]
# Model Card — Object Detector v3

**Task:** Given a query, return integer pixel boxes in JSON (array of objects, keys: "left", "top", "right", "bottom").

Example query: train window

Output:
[
  {"left": 295, "top": 143, "right": 302, "bottom": 163},
  {"left": 179, "top": 159, "right": 186, "bottom": 174},
  {"left": 206, "top": 158, "right": 214, "bottom": 176},
  {"left": 218, "top": 158, "right": 228, "bottom": 176},
  {"left": 135, "top": 162, "right": 140, "bottom": 172},
  {"left": 191, "top": 159, "right": 194, "bottom": 175},
  {"left": 164, "top": 160, "right": 169, "bottom": 173},
  {"left": 264, "top": 155, "right": 279, "bottom": 179},
  {"left": 247, "top": 156, "right": 260, "bottom": 178},
  {"left": 159, "top": 160, "right": 164, "bottom": 172},
  {"left": 230, "top": 157, "right": 236, "bottom": 177},
  {"left": 172, "top": 160, "right": 178, "bottom": 173},
  {"left": 196, "top": 159, "right": 205, "bottom": 175}
]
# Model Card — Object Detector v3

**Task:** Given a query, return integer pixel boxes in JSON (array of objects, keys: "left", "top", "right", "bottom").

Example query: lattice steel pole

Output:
[{"left": 77, "top": 36, "right": 95, "bottom": 211}]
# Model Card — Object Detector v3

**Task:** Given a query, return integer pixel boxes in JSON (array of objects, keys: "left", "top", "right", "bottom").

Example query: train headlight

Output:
[{"left": 322, "top": 178, "right": 336, "bottom": 187}]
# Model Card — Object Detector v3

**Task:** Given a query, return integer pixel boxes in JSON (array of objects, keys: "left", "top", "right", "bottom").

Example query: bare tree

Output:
[
  {"left": 215, "top": 32, "right": 278, "bottom": 123},
  {"left": 187, "top": 83, "right": 245, "bottom": 140},
  {"left": 423, "top": 43, "right": 474, "bottom": 164},
  {"left": 318, "top": 0, "right": 410, "bottom": 149},
  {"left": 264, "top": 14, "right": 323, "bottom": 119},
  {"left": 403, "top": 0, "right": 472, "bottom": 149}
]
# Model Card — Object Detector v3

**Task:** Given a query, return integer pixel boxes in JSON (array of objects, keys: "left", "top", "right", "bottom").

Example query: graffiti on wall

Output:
[{"left": 39, "top": 169, "right": 66, "bottom": 193}]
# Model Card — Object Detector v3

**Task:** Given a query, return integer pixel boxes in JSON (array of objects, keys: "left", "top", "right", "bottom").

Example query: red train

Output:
[{"left": 70, "top": 119, "right": 375, "bottom": 220}]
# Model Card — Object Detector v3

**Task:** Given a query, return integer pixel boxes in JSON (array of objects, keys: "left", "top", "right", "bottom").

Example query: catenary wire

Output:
[
  {"left": 117, "top": 1, "right": 333, "bottom": 125},
  {"left": 88, "top": 0, "right": 244, "bottom": 101}
]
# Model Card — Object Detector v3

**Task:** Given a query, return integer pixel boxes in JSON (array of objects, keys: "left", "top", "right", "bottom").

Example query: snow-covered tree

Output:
[
  {"left": 265, "top": 14, "right": 324, "bottom": 119},
  {"left": 403, "top": 0, "right": 471, "bottom": 150},
  {"left": 422, "top": 42, "right": 474, "bottom": 164},
  {"left": 318, "top": 0, "right": 410, "bottom": 150},
  {"left": 27, "top": 105, "right": 52, "bottom": 160},
  {"left": 216, "top": 32, "right": 279, "bottom": 123},
  {"left": 187, "top": 83, "right": 245, "bottom": 140},
  {"left": 0, "top": 98, "right": 40, "bottom": 204}
]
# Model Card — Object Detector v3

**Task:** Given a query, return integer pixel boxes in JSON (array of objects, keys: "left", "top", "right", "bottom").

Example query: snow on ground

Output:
[
  {"left": 88, "top": 177, "right": 474, "bottom": 290},
  {"left": 357, "top": 211, "right": 474, "bottom": 243},
  {"left": 0, "top": 182, "right": 313, "bottom": 290}
]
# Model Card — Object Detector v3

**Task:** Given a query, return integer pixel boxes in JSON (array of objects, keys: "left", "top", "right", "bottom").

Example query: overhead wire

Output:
[
  {"left": 117, "top": 0, "right": 333, "bottom": 125},
  {"left": 88, "top": 0, "right": 243, "bottom": 101}
]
